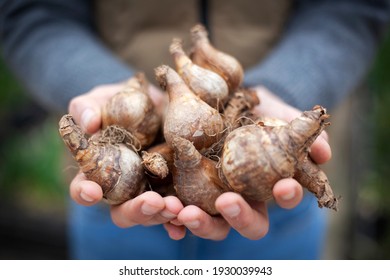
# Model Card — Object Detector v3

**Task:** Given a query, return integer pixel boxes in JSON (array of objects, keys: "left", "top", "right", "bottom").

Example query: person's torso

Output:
[{"left": 94, "top": 0, "right": 292, "bottom": 82}]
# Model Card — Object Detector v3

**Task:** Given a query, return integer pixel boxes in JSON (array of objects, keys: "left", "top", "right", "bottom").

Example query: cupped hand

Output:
[
  {"left": 162, "top": 85, "right": 332, "bottom": 241},
  {"left": 68, "top": 82, "right": 165, "bottom": 134},
  {"left": 67, "top": 81, "right": 179, "bottom": 228},
  {"left": 66, "top": 82, "right": 331, "bottom": 240}
]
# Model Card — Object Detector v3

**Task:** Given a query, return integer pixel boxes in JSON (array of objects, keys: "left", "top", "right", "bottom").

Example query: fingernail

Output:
[
  {"left": 281, "top": 190, "right": 295, "bottom": 201},
  {"left": 81, "top": 108, "right": 95, "bottom": 131},
  {"left": 141, "top": 203, "right": 160, "bottom": 215},
  {"left": 80, "top": 191, "right": 94, "bottom": 202},
  {"left": 161, "top": 210, "right": 176, "bottom": 219},
  {"left": 222, "top": 204, "right": 241, "bottom": 218},
  {"left": 185, "top": 220, "right": 200, "bottom": 229}
]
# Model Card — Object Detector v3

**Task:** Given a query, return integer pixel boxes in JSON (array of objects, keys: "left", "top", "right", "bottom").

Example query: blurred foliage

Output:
[
  {"left": 369, "top": 33, "right": 390, "bottom": 205},
  {"left": 0, "top": 118, "right": 67, "bottom": 204},
  {"left": 358, "top": 32, "right": 390, "bottom": 259},
  {"left": 0, "top": 57, "right": 67, "bottom": 209},
  {"left": 0, "top": 58, "right": 26, "bottom": 111}
]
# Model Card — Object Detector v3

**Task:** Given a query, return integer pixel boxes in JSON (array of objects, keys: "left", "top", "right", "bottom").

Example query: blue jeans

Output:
[{"left": 68, "top": 193, "right": 328, "bottom": 259}]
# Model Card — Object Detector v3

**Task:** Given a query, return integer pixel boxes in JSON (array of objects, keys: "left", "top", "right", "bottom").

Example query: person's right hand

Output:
[{"left": 67, "top": 81, "right": 184, "bottom": 229}]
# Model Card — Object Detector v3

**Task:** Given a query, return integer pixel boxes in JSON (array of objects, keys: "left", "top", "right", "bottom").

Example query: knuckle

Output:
[
  {"left": 68, "top": 96, "right": 81, "bottom": 115},
  {"left": 232, "top": 215, "right": 252, "bottom": 230}
]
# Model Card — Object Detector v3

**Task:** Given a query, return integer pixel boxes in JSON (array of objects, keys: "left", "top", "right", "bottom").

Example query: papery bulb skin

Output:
[
  {"left": 155, "top": 65, "right": 225, "bottom": 152},
  {"left": 221, "top": 106, "right": 338, "bottom": 210},
  {"left": 102, "top": 73, "right": 161, "bottom": 148},
  {"left": 59, "top": 115, "right": 146, "bottom": 205},
  {"left": 170, "top": 38, "right": 229, "bottom": 109},
  {"left": 190, "top": 24, "right": 244, "bottom": 92},
  {"left": 171, "top": 136, "right": 231, "bottom": 215}
]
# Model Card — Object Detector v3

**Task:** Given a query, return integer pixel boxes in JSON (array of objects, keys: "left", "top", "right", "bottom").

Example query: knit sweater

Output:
[{"left": 0, "top": 0, "right": 389, "bottom": 113}]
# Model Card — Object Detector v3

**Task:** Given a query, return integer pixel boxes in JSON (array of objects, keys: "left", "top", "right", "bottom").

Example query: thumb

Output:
[{"left": 68, "top": 84, "right": 125, "bottom": 134}]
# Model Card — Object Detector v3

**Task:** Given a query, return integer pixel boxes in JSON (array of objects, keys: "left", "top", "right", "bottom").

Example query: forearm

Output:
[
  {"left": 244, "top": 0, "right": 390, "bottom": 111},
  {"left": 0, "top": 0, "right": 133, "bottom": 113}
]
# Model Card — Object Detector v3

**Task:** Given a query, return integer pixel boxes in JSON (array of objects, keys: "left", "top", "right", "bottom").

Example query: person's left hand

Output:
[{"left": 162, "top": 86, "right": 332, "bottom": 241}]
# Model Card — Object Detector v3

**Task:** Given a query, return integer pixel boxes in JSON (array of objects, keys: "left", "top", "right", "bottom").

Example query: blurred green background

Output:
[
  {"left": 1, "top": 33, "right": 390, "bottom": 259},
  {"left": 0, "top": 56, "right": 68, "bottom": 259}
]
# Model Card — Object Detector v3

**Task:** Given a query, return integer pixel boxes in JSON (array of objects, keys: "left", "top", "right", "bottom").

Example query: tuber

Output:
[
  {"left": 171, "top": 136, "right": 231, "bottom": 215},
  {"left": 155, "top": 65, "right": 225, "bottom": 152},
  {"left": 190, "top": 24, "right": 244, "bottom": 92},
  {"left": 220, "top": 106, "right": 338, "bottom": 211},
  {"left": 59, "top": 115, "right": 146, "bottom": 205},
  {"left": 102, "top": 73, "right": 161, "bottom": 149},
  {"left": 169, "top": 38, "right": 229, "bottom": 109}
]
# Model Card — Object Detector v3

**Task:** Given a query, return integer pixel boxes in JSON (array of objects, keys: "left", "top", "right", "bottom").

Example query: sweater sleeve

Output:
[
  {"left": 244, "top": 0, "right": 390, "bottom": 111},
  {"left": 0, "top": 0, "right": 134, "bottom": 113}
]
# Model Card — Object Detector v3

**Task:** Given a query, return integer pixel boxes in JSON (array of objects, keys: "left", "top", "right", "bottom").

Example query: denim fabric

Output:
[{"left": 68, "top": 194, "right": 327, "bottom": 260}]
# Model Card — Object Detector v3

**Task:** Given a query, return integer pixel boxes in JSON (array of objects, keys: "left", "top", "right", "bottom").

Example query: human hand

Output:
[
  {"left": 162, "top": 86, "right": 332, "bottom": 241},
  {"left": 68, "top": 82, "right": 166, "bottom": 134},
  {"left": 67, "top": 81, "right": 181, "bottom": 228}
]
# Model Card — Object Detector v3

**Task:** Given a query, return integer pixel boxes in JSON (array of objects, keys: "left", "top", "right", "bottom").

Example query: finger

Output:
[
  {"left": 272, "top": 178, "right": 303, "bottom": 209},
  {"left": 141, "top": 195, "right": 184, "bottom": 226},
  {"left": 177, "top": 205, "right": 231, "bottom": 240},
  {"left": 69, "top": 172, "right": 103, "bottom": 205},
  {"left": 216, "top": 192, "right": 269, "bottom": 240},
  {"left": 110, "top": 191, "right": 165, "bottom": 228},
  {"left": 309, "top": 131, "right": 331, "bottom": 164},
  {"left": 68, "top": 84, "right": 124, "bottom": 134},
  {"left": 163, "top": 223, "right": 187, "bottom": 240},
  {"left": 159, "top": 195, "right": 184, "bottom": 220}
]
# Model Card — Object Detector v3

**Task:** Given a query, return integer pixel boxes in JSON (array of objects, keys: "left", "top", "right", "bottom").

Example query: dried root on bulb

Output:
[
  {"left": 203, "top": 88, "right": 260, "bottom": 158},
  {"left": 59, "top": 115, "right": 146, "bottom": 205},
  {"left": 222, "top": 88, "right": 260, "bottom": 131}
]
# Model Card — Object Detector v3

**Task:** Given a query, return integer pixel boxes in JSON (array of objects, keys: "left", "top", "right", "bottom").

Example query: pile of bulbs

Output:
[{"left": 59, "top": 24, "right": 338, "bottom": 215}]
